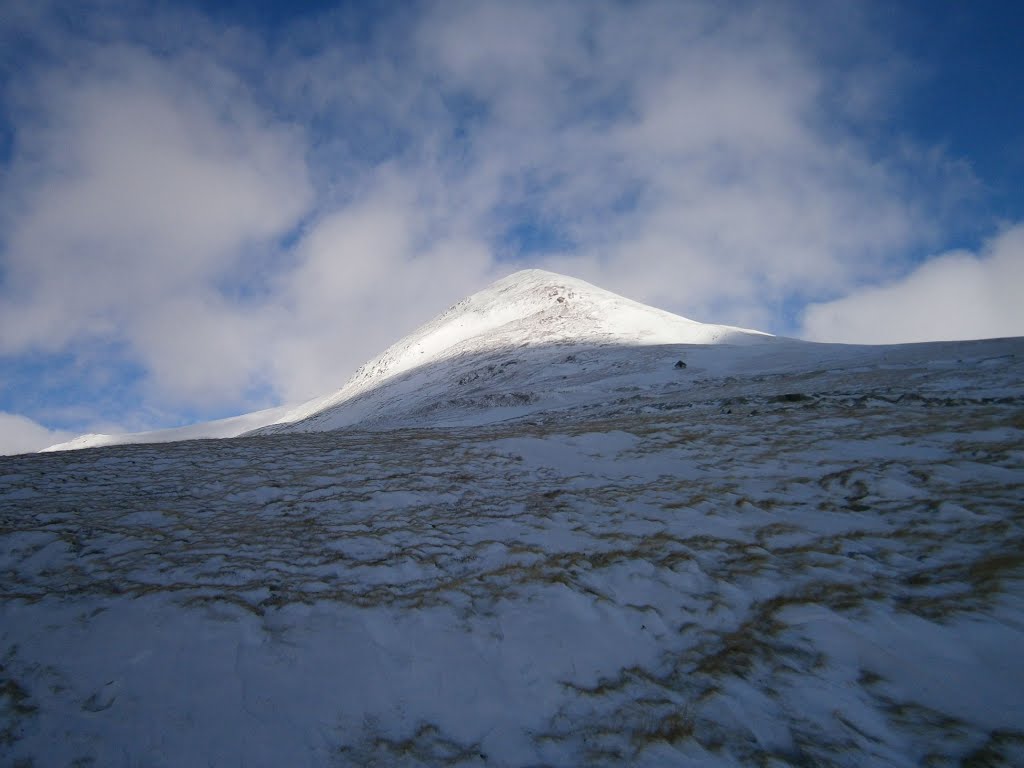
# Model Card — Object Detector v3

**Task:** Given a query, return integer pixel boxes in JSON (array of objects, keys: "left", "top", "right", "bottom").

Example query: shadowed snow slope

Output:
[{"left": 43, "top": 269, "right": 773, "bottom": 451}]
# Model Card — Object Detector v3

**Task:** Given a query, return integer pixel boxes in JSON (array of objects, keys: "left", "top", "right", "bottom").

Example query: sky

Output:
[{"left": 1, "top": 0, "right": 1023, "bottom": 454}]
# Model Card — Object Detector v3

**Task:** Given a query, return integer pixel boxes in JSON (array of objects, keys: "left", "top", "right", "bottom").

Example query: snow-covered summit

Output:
[
  {"left": 392, "top": 267, "right": 768, "bottom": 354},
  {"left": 44, "top": 269, "right": 772, "bottom": 450},
  {"left": 258, "top": 269, "right": 770, "bottom": 430}
]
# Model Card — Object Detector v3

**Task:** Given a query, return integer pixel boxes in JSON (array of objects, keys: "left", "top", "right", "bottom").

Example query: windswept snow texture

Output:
[{"left": 3, "top": 336, "right": 1024, "bottom": 766}]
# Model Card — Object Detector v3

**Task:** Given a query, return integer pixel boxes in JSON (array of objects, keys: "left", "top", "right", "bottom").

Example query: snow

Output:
[
  {"left": 5, "top": 270, "right": 1024, "bottom": 765},
  {"left": 42, "top": 403, "right": 295, "bottom": 452},
  {"left": 257, "top": 269, "right": 772, "bottom": 432}
]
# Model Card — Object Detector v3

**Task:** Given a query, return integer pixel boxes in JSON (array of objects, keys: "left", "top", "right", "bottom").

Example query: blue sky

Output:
[{"left": 1, "top": 0, "right": 1023, "bottom": 453}]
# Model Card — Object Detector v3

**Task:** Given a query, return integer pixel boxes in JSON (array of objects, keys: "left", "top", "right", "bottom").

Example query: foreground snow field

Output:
[{"left": 3, "top": 334, "right": 1023, "bottom": 766}]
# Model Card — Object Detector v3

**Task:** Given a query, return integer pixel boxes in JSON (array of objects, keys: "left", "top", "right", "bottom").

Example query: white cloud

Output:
[
  {"left": 0, "top": 42, "right": 312, "bottom": 406},
  {"left": 0, "top": 412, "right": 73, "bottom": 455},
  {"left": 801, "top": 225, "right": 1024, "bottom": 343},
  {"left": 409, "top": 0, "right": 944, "bottom": 328}
]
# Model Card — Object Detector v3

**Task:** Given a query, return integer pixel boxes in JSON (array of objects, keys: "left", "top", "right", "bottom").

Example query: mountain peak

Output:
[
  {"left": 489, "top": 267, "right": 589, "bottom": 291},
  {"left": 496, "top": 267, "right": 564, "bottom": 282},
  {"left": 257, "top": 269, "right": 770, "bottom": 430},
  {"left": 471, "top": 268, "right": 651, "bottom": 307},
  {"left": 45, "top": 269, "right": 772, "bottom": 449}
]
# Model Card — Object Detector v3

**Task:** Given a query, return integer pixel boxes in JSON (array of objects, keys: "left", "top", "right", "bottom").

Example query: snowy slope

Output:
[
  {"left": 3, "top": 334, "right": 1024, "bottom": 766},
  {"left": 247, "top": 269, "right": 776, "bottom": 435},
  {"left": 44, "top": 269, "right": 772, "bottom": 451},
  {"left": 41, "top": 403, "right": 295, "bottom": 452}
]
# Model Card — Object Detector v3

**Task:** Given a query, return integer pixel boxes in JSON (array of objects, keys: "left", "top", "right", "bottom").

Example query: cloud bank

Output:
[
  {"left": 801, "top": 225, "right": 1024, "bottom": 343},
  {"left": 0, "top": 0, "right": 1017, "bottom": 433}
]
